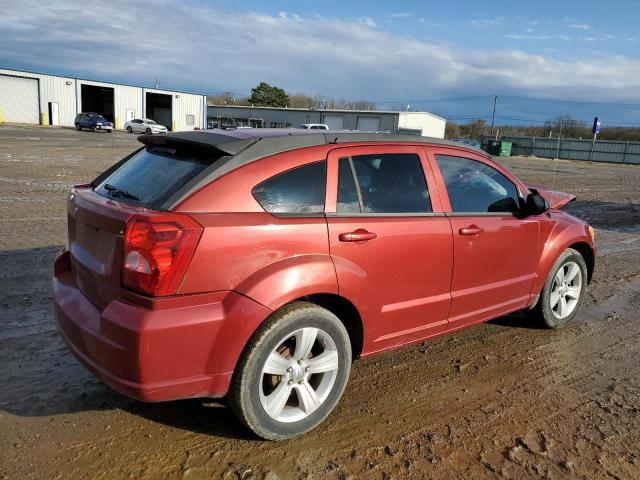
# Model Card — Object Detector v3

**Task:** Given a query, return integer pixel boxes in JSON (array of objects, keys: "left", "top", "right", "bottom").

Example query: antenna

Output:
[
  {"left": 490, "top": 95, "right": 498, "bottom": 135},
  {"left": 552, "top": 100, "right": 566, "bottom": 190},
  {"left": 154, "top": 78, "right": 160, "bottom": 88}
]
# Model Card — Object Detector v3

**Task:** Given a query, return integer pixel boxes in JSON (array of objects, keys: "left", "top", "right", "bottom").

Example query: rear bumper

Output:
[{"left": 53, "top": 252, "right": 270, "bottom": 402}]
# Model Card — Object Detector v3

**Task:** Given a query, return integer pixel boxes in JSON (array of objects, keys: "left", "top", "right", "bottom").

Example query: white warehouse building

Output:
[
  {"left": 207, "top": 105, "right": 447, "bottom": 138},
  {"left": 0, "top": 68, "right": 207, "bottom": 131}
]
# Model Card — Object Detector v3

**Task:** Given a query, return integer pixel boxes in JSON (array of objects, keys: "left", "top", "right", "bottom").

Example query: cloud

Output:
[
  {"left": 469, "top": 17, "right": 505, "bottom": 28},
  {"left": 389, "top": 12, "right": 414, "bottom": 19},
  {"left": 419, "top": 17, "right": 442, "bottom": 27},
  {"left": 1, "top": 1, "right": 639, "bottom": 103},
  {"left": 357, "top": 17, "right": 376, "bottom": 28},
  {"left": 506, "top": 34, "right": 551, "bottom": 40},
  {"left": 569, "top": 23, "right": 592, "bottom": 30}
]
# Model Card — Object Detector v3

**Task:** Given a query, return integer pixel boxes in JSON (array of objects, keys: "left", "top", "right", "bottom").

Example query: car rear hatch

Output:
[
  {"left": 68, "top": 188, "right": 139, "bottom": 309},
  {"left": 68, "top": 136, "right": 247, "bottom": 308}
]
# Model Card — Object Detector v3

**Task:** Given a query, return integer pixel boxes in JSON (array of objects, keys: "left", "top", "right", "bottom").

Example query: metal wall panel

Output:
[
  {"left": 145, "top": 88, "right": 204, "bottom": 132},
  {"left": 0, "top": 69, "right": 206, "bottom": 130},
  {"left": 482, "top": 135, "right": 640, "bottom": 165},
  {"left": 0, "top": 74, "right": 39, "bottom": 124},
  {"left": 206, "top": 106, "right": 444, "bottom": 136}
]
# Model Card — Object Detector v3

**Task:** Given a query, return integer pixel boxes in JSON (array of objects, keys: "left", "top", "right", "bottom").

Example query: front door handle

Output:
[
  {"left": 459, "top": 225, "right": 484, "bottom": 235},
  {"left": 339, "top": 229, "right": 377, "bottom": 242}
]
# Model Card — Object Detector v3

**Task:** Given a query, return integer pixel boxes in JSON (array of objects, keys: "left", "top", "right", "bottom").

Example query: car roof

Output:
[
  {"left": 136, "top": 128, "right": 489, "bottom": 210},
  {"left": 139, "top": 127, "right": 482, "bottom": 156}
]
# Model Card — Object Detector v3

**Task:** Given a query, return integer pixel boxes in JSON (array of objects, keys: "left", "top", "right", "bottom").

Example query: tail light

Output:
[{"left": 123, "top": 213, "right": 203, "bottom": 296}]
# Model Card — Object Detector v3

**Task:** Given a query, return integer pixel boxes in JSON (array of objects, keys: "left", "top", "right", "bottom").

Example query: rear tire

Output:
[
  {"left": 126, "top": 126, "right": 133, "bottom": 133},
  {"left": 75, "top": 123, "right": 81, "bottom": 130},
  {"left": 229, "top": 301, "right": 352, "bottom": 440},
  {"left": 146, "top": 127, "right": 152, "bottom": 135},
  {"left": 529, "top": 248, "right": 587, "bottom": 329}
]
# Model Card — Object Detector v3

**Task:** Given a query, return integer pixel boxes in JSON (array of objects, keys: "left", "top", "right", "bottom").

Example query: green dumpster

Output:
[
  {"left": 499, "top": 141, "right": 512, "bottom": 156},
  {"left": 485, "top": 139, "right": 501, "bottom": 155}
]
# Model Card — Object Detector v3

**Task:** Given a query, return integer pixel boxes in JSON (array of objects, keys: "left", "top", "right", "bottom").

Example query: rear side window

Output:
[
  {"left": 435, "top": 155, "right": 522, "bottom": 213},
  {"left": 252, "top": 162, "right": 326, "bottom": 214},
  {"left": 95, "top": 146, "right": 221, "bottom": 209},
  {"left": 337, "top": 154, "right": 431, "bottom": 214}
]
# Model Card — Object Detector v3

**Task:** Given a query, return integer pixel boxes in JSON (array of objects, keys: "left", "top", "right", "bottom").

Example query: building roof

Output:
[
  {"left": 138, "top": 128, "right": 486, "bottom": 210},
  {"left": 1, "top": 67, "right": 207, "bottom": 97},
  {"left": 207, "top": 104, "right": 447, "bottom": 121}
]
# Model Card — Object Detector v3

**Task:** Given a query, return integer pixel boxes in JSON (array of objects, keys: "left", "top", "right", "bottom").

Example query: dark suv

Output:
[{"left": 74, "top": 113, "right": 113, "bottom": 132}]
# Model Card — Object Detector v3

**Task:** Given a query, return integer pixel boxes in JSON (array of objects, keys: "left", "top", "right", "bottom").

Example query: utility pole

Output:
[{"left": 490, "top": 95, "right": 498, "bottom": 135}]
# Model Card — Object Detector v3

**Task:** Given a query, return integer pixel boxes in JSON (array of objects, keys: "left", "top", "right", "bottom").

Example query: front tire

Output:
[
  {"left": 229, "top": 302, "right": 352, "bottom": 440},
  {"left": 530, "top": 248, "right": 587, "bottom": 329},
  {"left": 126, "top": 126, "right": 133, "bottom": 133}
]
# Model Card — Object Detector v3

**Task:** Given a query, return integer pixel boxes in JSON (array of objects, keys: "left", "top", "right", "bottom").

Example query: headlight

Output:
[{"left": 588, "top": 225, "right": 596, "bottom": 242}]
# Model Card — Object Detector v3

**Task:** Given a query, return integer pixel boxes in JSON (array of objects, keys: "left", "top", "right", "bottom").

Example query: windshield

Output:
[
  {"left": 145, "top": 119, "right": 157, "bottom": 125},
  {"left": 94, "top": 145, "right": 223, "bottom": 209},
  {"left": 90, "top": 114, "right": 108, "bottom": 122}
]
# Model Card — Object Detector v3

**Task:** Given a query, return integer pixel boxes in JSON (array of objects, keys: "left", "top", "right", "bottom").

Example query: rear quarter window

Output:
[{"left": 252, "top": 162, "right": 326, "bottom": 215}]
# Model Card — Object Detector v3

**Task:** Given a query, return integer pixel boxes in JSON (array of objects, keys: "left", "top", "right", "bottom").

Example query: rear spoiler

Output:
[{"left": 137, "top": 132, "right": 258, "bottom": 156}]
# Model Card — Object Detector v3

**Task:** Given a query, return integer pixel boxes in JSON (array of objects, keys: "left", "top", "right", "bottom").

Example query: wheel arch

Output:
[
  {"left": 295, "top": 293, "right": 364, "bottom": 359},
  {"left": 568, "top": 241, "right": 595, "bottom": 283},
  {"left": 532, "top": 227, "right": 595, "bottom": 294}
]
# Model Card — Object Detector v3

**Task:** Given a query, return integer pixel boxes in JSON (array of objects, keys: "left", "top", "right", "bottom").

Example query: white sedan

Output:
[{"left": 124, "top": 118, "right": 168, "bottom": 135}]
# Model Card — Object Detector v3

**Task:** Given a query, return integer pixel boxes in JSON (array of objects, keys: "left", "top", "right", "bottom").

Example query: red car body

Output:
[{"left": 53, "top": 130, "right": 596, "bottom": 402}]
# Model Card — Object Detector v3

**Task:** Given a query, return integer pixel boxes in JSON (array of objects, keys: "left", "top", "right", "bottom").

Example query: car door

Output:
[
  {"left": 325, "top": 145, "right": 454, "bottom": 354},
  {"left": 426, "top": 147, "right": 541, "bottom": 328},
  {"left": 133, "top": 119, "right": 143, "bottom": 132}
]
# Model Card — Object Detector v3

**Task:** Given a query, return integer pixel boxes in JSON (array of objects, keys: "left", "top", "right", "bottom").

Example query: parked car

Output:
[
  {"left": 74, "top": 113, "right": 113, "bottom": 132},
  {"left": 124, "top": 118, "right": 168, "bottom": 135},
  {"left": 298, "top": 123, "right": 329, "bottom": 130},
  {"left": 53, "top": 130, "right": 596, "bottom": 440},
  {"left": 450, "top": 138, "right": 481, "bottom": 148}
]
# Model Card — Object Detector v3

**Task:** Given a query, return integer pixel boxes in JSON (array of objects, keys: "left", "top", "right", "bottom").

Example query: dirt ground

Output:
[{"left": 0, "top": 124, "right": 639, "bottom": 480}]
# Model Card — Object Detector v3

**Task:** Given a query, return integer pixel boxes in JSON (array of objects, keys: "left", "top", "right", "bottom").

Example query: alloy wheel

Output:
[
  {"left": 259, "top": 327, "right": 339, "bottom": 423},
  {"left": 550, "top": 261, "right": 582, "bottom": 319}
]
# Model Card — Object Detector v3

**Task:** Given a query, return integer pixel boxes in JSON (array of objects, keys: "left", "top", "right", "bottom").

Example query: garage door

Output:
[
  {"left": 0, "top": 75, "right": 39, "bottom": 124},
  {"left": 356, "top": 116, "right": 381, "bottom": 132},
  {"left": 323, "top": 115, "right": 344, "bottom": 130}
]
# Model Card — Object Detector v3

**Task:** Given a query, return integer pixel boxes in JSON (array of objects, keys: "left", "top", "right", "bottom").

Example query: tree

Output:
[
  {"left": 207, "top": 92, "right": 249, "bottom": 106},
  {"left": 248, "top": 82, "right": 290, "bottom": 107},
  {"left": 288, "top": 93, "right": 315, "bottom": 108},
  {"left": 459, "top": 119, "right": 488, "bottom": 140},
  {"left": 543, "top": 115, "right": 587, "bottom": 139}
]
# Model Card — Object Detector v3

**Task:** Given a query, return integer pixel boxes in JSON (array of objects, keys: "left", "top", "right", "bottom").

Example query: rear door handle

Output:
[
  {"left": 459, "top": 225, "right": 484, "bottom": 235},
  {"left": 339, "top": 229, "right": 377, "bottom": 242}
]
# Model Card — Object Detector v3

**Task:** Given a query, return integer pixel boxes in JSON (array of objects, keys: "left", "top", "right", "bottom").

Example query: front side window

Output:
[
  {"left": 252, "top": 162, "right": 326, "bottom": 214},
  {"left": 337, "top": 153, "right": 431, "bottom": 214},
  {"left": 435, "top": 155, "right": 522, "bottom": 213}
]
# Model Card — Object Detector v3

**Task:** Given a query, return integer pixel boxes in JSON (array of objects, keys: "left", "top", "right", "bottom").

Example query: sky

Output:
[{"left": 2, "top": 0, "right": 640, "bottom": 126}]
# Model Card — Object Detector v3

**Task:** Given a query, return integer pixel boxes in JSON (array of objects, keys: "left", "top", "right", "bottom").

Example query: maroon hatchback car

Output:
[{"left": 53, "top": 129, "right": 596, "bottom": 439}]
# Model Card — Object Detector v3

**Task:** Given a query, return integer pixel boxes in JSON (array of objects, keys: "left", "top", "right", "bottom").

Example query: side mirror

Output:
[{"left": 524, "top": 192, "right": 549, "bottom": 216}]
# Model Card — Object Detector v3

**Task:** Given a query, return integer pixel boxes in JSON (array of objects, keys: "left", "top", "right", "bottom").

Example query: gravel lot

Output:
[{"left": 0, "top": 124, "right": 639, "bottom": 479}]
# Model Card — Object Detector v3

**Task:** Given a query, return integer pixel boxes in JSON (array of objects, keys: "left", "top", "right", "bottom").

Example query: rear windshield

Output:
[{"left": 94, "top": 145, "right": 222, "bottom": 209}]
